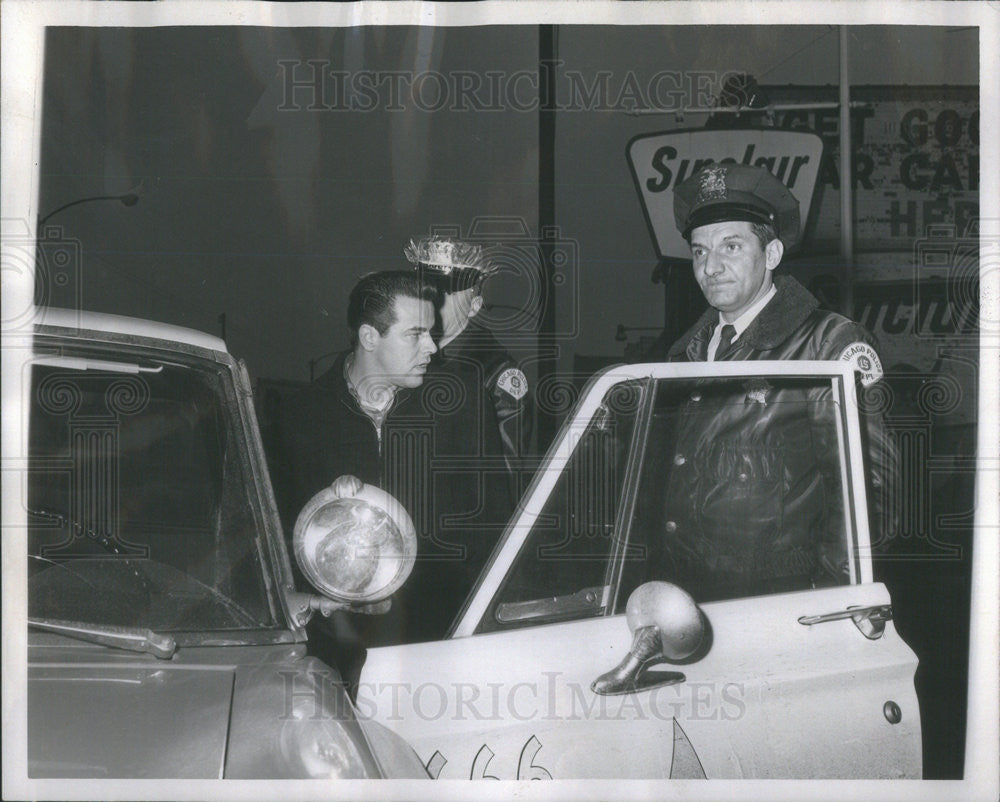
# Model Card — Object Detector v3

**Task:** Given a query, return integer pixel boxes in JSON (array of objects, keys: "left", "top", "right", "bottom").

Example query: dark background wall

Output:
[
  {"left": 38, "top": 26, "right": 542, "bottom": 381},
  {"left": 37, "top": 25, "right": 978, "bottom": 380}
]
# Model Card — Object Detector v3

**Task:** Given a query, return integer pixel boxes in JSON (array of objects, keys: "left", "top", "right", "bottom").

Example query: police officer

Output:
[
  {"left": 668, "top": 163, "right": 884, "bottom": 370},
  {"left": 391, "top": 236, "right": 531, "bottom": 641},
  {"left": 405, "top": 236, "right": 530, "bottom": 479},
  {"left": 653, "top": 163, "right": 895, "bottom": 598},
  {"left": 405, "top": 235, "right": 530, "bottom": 496}
]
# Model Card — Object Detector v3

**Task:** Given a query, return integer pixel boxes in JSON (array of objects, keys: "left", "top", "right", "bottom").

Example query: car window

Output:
[
  {"left": 475, "top": 381, "right": 644, "bottom": 633},
  {"left": 27, "top": 348, "right": 281, "bottom": 638},
  {"left": 616, "top": 375, "right": 852, "bottom": 606}
]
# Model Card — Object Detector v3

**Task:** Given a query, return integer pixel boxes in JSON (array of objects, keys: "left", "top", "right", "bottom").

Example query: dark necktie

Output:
[{"left": 715, "top": 324, "right": 736, "bottom": 360}]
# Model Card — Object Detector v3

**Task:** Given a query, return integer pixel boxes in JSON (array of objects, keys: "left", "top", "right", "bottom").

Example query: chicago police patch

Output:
[
  {"left": 839, "top": 342, "right": 883, "bottom": 387},
  {"left": 497, "top": 367, "right": 528, "bottom": 400}
]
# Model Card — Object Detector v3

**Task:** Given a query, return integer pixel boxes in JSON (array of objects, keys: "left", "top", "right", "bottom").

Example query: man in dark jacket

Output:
[
  {"left": 272, "top": 270, "right": 437, "bottom": 666},
  {"left": 274, "top": 270, "right": 438, "bottom": 525},
  {"left": 656, "top": 163, "right": 894, "bottom": 599}
]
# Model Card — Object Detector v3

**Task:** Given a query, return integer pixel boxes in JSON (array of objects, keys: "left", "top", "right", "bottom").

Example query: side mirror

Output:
[
  {"left": 286, "top": 482, "right": 417, "bottom": 626},
  {"left": 591, "top": 581, "right": 706, "bottom": 696}
]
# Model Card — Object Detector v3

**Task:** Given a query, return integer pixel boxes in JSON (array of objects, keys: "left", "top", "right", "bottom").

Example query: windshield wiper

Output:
[
  {"left": 28, "top": 508, "right": 134, "bottom": 556},
  {"left": 28, "top": 618, "right": 176, "bottom": 659}
]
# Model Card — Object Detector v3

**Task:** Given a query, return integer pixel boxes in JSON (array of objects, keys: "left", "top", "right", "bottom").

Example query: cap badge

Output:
[
  {"left": 404, "top": 236, "right": 493, "bottom": 276},
  {"left": 696, "top": 164, "right": 728, "bottom": 204}
]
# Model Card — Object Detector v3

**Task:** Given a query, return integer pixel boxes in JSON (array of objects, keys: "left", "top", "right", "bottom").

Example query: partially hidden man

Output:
[
  {"left": 399, "top": 236, "right": 531, "bottom": 641},
  {"left": 656, "top": 163, "right": 895, "bottom": 599},
  {"left": 405, "top": 235, "right": 530, "bottom": 494}
]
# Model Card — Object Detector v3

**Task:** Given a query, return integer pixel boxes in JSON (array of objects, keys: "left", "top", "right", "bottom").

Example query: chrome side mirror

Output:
[{"left": 591, "top": 581, "right": 706, "bottom": 696}]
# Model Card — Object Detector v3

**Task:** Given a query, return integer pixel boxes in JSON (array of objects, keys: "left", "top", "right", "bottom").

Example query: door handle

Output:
[
  {"left": 798, "top": 604, "right": 892, "bottom": 639},
  {"left": 496, "top": 585, "right": 609, "bottom": 623}
]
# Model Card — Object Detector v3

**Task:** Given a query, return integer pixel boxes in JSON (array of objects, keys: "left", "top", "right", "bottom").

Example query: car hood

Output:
[
  {"left": 28, "top": 637, "right": 380, "bottom": 779},
  {"left": 30, "top": 658, "right": 236, "bottom": 778}
]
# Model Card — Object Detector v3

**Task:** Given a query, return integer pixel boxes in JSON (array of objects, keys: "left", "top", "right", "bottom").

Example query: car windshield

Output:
[{"left": 27, "top": 343, "right": 282, "bottom": 637}]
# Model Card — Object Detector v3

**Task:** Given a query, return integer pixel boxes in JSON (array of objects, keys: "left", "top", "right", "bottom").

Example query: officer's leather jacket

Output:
[
  {"left": 428, "top": 320, "right": 531, "bottom": 502},
  {"left": 661, "top": 276, "right": 896, "bottom": 600}
]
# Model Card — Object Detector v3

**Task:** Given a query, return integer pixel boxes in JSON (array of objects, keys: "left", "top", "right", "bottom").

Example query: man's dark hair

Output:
[
  {"left": 749, "top": 222, "right": 777, "bottom": 250},
  {"left": 347, "top": 270, "right": 437, "bottom": 344},
  {"left": 683, "top": 221, "right": 777, "bottom": 252}
]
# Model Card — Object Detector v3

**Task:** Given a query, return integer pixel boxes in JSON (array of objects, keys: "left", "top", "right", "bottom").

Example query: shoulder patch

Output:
[
  {"left": 497, "top": 367, "right": 528, "bottom": 400},
  {"left": 838, "top": 341, "right": 883, "bottom": 387}
]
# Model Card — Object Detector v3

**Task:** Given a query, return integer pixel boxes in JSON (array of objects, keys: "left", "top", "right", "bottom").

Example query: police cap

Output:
[
  {"left": 673, "top": 163, "right": 801, "bottom": 251},
  {"left": 404, "top": 236, "right": 499, "bottom": 292}
]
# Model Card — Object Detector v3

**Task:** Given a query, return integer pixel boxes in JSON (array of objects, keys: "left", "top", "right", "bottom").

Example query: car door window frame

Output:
[
  {"left": 450, "top": 361, "right": 874, "bottom": 638},
  {"left": 611, "top": 371, "right": 864, "bottom": 609},
  {"left": 479, "top": 378, "right": 651, "bottom": 631}
]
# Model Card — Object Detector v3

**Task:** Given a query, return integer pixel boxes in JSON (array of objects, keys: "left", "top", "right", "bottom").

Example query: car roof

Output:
[{"left": 33, "top": 307, "right": 228, "bottom": 354}]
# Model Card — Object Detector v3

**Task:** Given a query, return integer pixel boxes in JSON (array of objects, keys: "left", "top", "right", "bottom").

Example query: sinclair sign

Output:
[{"left": 627, "top": 129, "right": 825, "bottom": 259}]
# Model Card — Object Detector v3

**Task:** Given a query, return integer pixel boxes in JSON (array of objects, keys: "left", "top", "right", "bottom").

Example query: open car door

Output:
[{"left": 358, "top": 361, "right": 921, "bottom": 779}]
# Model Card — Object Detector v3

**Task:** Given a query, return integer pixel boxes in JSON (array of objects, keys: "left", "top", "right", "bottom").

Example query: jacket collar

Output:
[
  {"left": 317, "top": 349, "right": 416, "bottom": 420},
  {"left": 667, "top": 275, "right": 819, "bottom": 359},
  {"left": 316, "top": 350, "right": 351, "bottom": 393},
  {"left": 316, "top": 350, "right": 368, "bottom": 414}
]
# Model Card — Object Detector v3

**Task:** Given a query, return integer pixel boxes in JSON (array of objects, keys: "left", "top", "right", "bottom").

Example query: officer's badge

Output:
[
  {"left": 497, "top": 368, "right": 528, "bottom": 400},
  {"left": 696, "top": 165, "right": 728, "bottom": 203},
  {"left": 404, "top": 236, "right": 497, "bottom": 277},
  {"left": 839, "top": 342, "right": 883, "bottom": 387},
  {"left": 743, "top": 379, "right": 770, "bottom": 406}
]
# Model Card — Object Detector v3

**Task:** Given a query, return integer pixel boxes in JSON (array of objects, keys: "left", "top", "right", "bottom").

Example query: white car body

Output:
[{"left": 359, "top": 361, "right": 922, "bottom": 779}]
